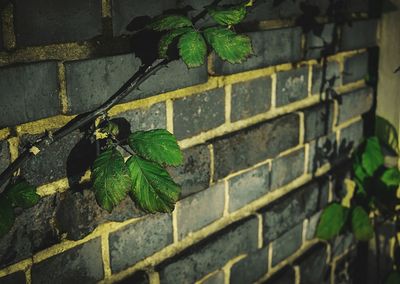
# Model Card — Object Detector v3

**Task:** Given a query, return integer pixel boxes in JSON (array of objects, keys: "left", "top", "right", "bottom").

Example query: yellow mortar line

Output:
[
  {"left": 101, "top": 0, "right": 112, "bottom": 18},
  {"left": 256, "top": 213, "right": 264, "bottom": 249},
  {"left": 270, "top": 73, "right": 277, "bottom": 110},
  {"left": 207, "top": 54, "right": 215, "bottom": 75},
  {"left": 0, "top": 259, "right": 32, "bottom": 278},
  {"left": 165, "top": 100, "right": 174, "bottom": 133},
  {"left": 267, "top": 243, "right": 273, "bottom": 272},
  {"left": 294, "top": 265, "right": 301, "bottom": 284},
  {"left": 222, "top": 254, "right": 247, "bottom": 284},
  {"left": 0, "top": 128, "right": 10, "bottom": 140},
  {"left": 7, "top": 137, "right": 19, "bottom": 162},
  {"left": 334, "top": 116, "right": 362, "bottom": 132},
  {"left": 196, "top": 269, "right": 222, "bottom": 284},
  {"left": 25, "top": 268, "right": 32, "bottom": 284},
  {"left": 1, "top": 3, "right": 16, "bottom": 50},
  {"left": 303, "top": 143, "right": 310, "bottom": 174},
  {"left": 258, "top": 19, "right": 295, "bottom": 30},
  {"left": 223, "top": 179, "right": 229, "bottom": 216},
  {"left": 207, "top": 144, "right": 215, "bottom": 185},
  {"left": 57, "top": 62, "right": 69, "bottom": 114},
  {"left": 302, "top": 219, "right": 309, "bottom": 245},
  {"left": 172, "top": 205, "right": 179, "bottom": 243},
  {"left": 223, "top": 159, "right": 271, "bottom": 181},
  {"left": 15, "top": 115, "right": 75, "bottom": 135},
  {"left": 148, "top": 271, "right": 160, "bottom": 284},
  {"left": 297, "top": 111, "right": 305, "bottom": 146},
  {"left": 328, "top": 177, "right": 334, "bottom": 203},
  {"left": 101, "top": 233, "right": 112, "bottom": 278},
  {"left": 326, "top": 242, "right": 332, "bottom": 264},
  {"left": 307, "top": 63, "right": 313, "bottom": 97},
  {"left": 276, "top": 144, "right": 305, "bottom": 160},
  {"left": 224, "top": 85, "right": 232, "bottom": 125}
]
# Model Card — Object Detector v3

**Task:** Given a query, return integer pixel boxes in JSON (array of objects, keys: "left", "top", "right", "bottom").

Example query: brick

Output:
[
  {"left": 261, "top": 180, "right": 326, "bottom": 243},
  {"left": 306, "top": 211, "right": 322, "bottom": 240},
  {"left": 65, "top": 55, "right": 208, "bottom": 114},
  {"left": 213, "top": 28, "right": 302, "bottom": 75},
  {"left": 263, "top": 265, "right": 295, "bottom": 284},
  {"left": 271, "top": 222, "right": 303, "bottom": 266},
  {"left": 340, "top": 20, "right": 378, "bottom": 51},
  {"left": 117, "top": 102, "right": 166, "bottom": 132},
  {"left": 56, "top": 190, "right": 145, "bottom": 240},
  {"left": 173, "top": 88, "right": 225, "bottom": 140},
  {"left": 202, "top": 271, "right": 224, "bottom": 284},
  {"left": 158, "top": 217, "right": 258, "bottom": 283},
  {"left": 0, "top": 140, "right": 10, "bottom": 174},
  {"left": 347, "top": 0, "right": 370, "bottom": 13},
  {"left": 311, "top": 61, "right": 341, "bottom": 95},
  {"left": 0, "top": 21, "right": 3, "bottom": 50},
  {"left": 228, "top": 164, "right": 270, "bottom": 212},
  {"left": 343, "top": 53, "right": 369, "bottom": 84},
  {"left": 31, "top": 238, "right": 103, "bottom": 284},
  {"left": 332, "top": 233, "right": 355, "bottom": 257},
  {"left": 116, "top": 271, "right": 149, "bottom": 284},
  {"left": 0, "top": 62, "right": 59, "bottom": 128},
  {"left": 231, "top": 77, "right": 272, "bottom": 121},
  {"left": 176, "top": 183, "right": 224, "bottom": 240},
  {"left": 14, "top": 0, "right": 102, "bottom": 46},
  {"left": 276, "top": 67, "right": 308, "bottom": 107},
  {"left": 0, "top": 194, "right": 60, "bottom": 268},
  {"left": 340, "top": 119, "right": 364, "bottom": 150},
  {"left": 334, "top": 250, "right": 357, "bottom": 283},
  {"left": 337, "top": 87, "right": 373, "bottom": 124},
  {"left": 0, "top": 271, "right": 25, "bottom": 284},
  {"left": 213, "top": 114, "right": 299, "bottom": 180},
  {"left": 109, "top": 213, "right": 173, "bottom": 273},
  {"left": 296, "top": 243, "right": 330, "bottom": 284},
  {"left": 270, "top": 148, "right": 305, "bottom": 190},
  {"left": 168, "top": 144, "right": 211, "bottom": 198},
  {"left": 308, "top": 132, "right": 338, "bottom": 173},
  {"left": 303, "top": 102, "right": 334, "bottom": 142},
  {"left": 306, "top": 23, "right": 336, "bottom": 59},
  {"left": 230, "top": 247, "right": 268, "bottom": 284}
]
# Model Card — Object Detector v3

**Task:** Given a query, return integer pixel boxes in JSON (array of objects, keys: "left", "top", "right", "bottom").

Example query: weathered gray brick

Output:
[
  {"left": 117, "top": 102, "right": 166, "bottom": 132},
  {"left": 296, "top": 243, "right": 330, "bottom": 284},
  {"left": 276, "top": 67, "right": 308, "bottom": 107},
  {"left": 303, "top": 102, "right": 334, "bottom": 142},
  {"left": 306, "top": 211, "right": 323, "bottom": 240},
  {"left": 0, "top": 61, "right": 60, "bottom": 127},
  {"left": 0, "top": 140, "right": 10, "bottom": 174},
  {"left": 263, "top": 265, "right": 295, "bottom": 284},
  {"left": 311, "top": 61, "right": 341, "bottom": 95},
  {"left": 117, "top": 271, "right": 149, "bottom": 284},
  {"left": 332, "top": 233, "right": 355, "bottom": 258},
  {"left": 158, "top": 217, "right": 258, "bottom": 283},
  {"left": 0, "top": 271, "right": 26, "bottom": 284},
  {"left": 271, "top": 222, "right": 303, "bottom": 266},
  {"left": 109, "top": 214, "right": 173, "bottom": 273},
  {"left": 177, "top": 183, "right": 224, "bottom": 240},
  {"left": 306, "top": 23, "right": 336, "bottom": 59},
  {"left": 308, "top": 132, "right": 338, "bottom": 173},
  {"left": 270, "top": 148, "right": 305, "bottom": 190},
  {"left": 231, "top": 77, "right": 272, "bottom": 122},
  {"left": 230, "top": 247, "right": 268, "bottom": 284},
  {"left": 228, "top": 164, "right": 270, "bottom": 212},
  {"left": 340, "top": 20, "right": 378, "bottom": 51},
  {"left": 340, "top": 119, "right": 364, "bottom": 150},
  {"left": 337, "top": 87, "right": 373, "bottom": 124},
  {"left": 201, "top": 271, "right": 224, "bottom": 284},
  {"left": 14, "top": 0, "right": 102, "bottom": 46},
  {"left": 213, "top": 28, "right": 302, "bottom": 75},
  {"left": 213, "top": 114, "right": 299, "bottom": 180},
  {"left": 31, "top": 238, "right": 103, "bottom": 284},
  {"left": 173, "top": 88, "right": 225, "bottom": 140},
  {"left": 343, "top": 53, "right": 369, "bottom": 84}
]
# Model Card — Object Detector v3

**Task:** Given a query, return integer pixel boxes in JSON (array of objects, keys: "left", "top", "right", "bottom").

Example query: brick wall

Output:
[{"left": 0, "top": 0, "right": 378, "bottom": 283}]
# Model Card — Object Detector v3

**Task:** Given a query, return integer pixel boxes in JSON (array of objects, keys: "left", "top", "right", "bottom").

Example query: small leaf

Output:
[
  {"left": 127, "top": 156, "right": 180, "bottom": 213},
  {"left": 351, "top": 206, "right": 374, "bottom": 241},
  {"left": 0, "top": 197, "right": 14, "bottom": 238},
  {"left": 208, "top": 4, "right": 247, "bottom": 25},
  {"left": 381, "top": 167, "right": 400, "bottom": 186},
  {"left": 92, "top": 148, "right": 131, "bottom": 212},
  {"left": 204, "top": 27, "right": 252, "bottom": 64},
  {"left": 159, "top": 27, "right": 192, "bottom": 58},
  {"left": 178, "top": 30, "right": 207, "bottom": 68},
  {"left": 316, "top": 203, "right": 348, "bottom": 240},
  {"left": 128, "top": 129, "right": 183, "bottom": 166},
  {"left": 5, "top": 180, "right": 40, "bottom": 209},
  {"left": 386, "top": 271, "right": 400, "bottom": 284},
  {"left": 148, "top": 15, "right": 192, "bottom": 31},
  {"left": 362, "top": 137, "right": 384, "bottom": 176}
]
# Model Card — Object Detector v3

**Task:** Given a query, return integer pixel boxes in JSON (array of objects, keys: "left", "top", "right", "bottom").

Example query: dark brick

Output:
[
  {"left": 306, "top": 23, "right": 336, "bottom": 59},
  {"left": 65, "top": 55, "right": 208, "bottom": 114},
  {"left": 270, "top": 148, "right": 305, "bottom": 190},
  {"left": 56, "top": 190, "right": 145, "bottom": 240},
  {"left": 303, "top": 102, "right": 334, "bottom": 142},
  {"left": 311, "top": 61, "right": 341, "bottom": 95},
  {"left": 231, "top": 77, "right": 272, "bottom": 121},
  {"left": 308, "top": 132, "right": 338, "bottom": 173},
  {"left": 0, "top": 140, "right": 10, "bottom": 174},
  {"left": 340, "top": 20, "right": 378, "bottom": 51},
  {"left": 271, "top": 222, "right": 303, "bottom": 266},
  {"left": 261, "top": 180, "right": 325, "bottom": 243},
  {"left": 14, "top": 0, "right": 102, "bottom": 46},
  {"left": 0, "top": 194, "right": 60, "bottom": 268},
  {"left": 347, "top": 0, "right": 370, "bottom": 13},
  {"left": 31, "top": 238, "right": 103, "bottom": 284},
  {"left": 276, "top": 67, "right": 308, "bottom": 107},
  {"left": 0, "top": 271, "right": 25, "bottom": 284},
  {"left": 0, "top": 21, "right": 3, "bottom": 50},
  {"left": 158, "top": 217, "right": 258, "bottom": 283},
  {"left": 228, "top": 164, "right": 270, "bottom": 212},
  {"left": 168, "top": 144, "right": 211, "bottom": 198},
  {"left": 176, "top": 182, "right": 224, "bottom": 240},
  {"left": 230, "top": 247, "right": 268, "bottom": 284},
  {"left": 109, "top": 213, "right": 173, "bottom": 273},
  {"left": 202, "top": 271, "right": 224, "bottom": 284},
  {"left": 262, "top": 266, "right": 295, "bottom": 284},
  {"left": 117, "top": 102, "right": 166, "bottom": 132},
  {"left": 116, "top": 271, "right": 149, "bottom": 284},
  {"left": 332, "top": 233, "right": 355, "bottom": 258},
  {"left": 296, "top": 243, "right": 330, "bottom": 284},
  {"left": 343, "top": 53, "right": 369, "bottom": 84},
  {"left": 0, "top": 62, "right": 59, "bottom": 127},
  {"left": 340, "top": 119, "right": 364, "bottom": 150},
  {"left": 337, "top": 87, "right": 373, "bottom": 124},
  {"left": 306, "top": 211, "right": 322, "bottom": 240},
  {"left": 213, "top": 28, "right": 302, "bottom": 75},
  {"left": 173, "top": 88, "right": 225, "bottom": 140},
  {"left": 243, "top": 0, "right": 302, "bottom": 21},
  {"left": 213, "top": 114, "right": 299, "bottom": 180}
]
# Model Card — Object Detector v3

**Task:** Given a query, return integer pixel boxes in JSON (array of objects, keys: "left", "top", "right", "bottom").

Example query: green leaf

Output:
[
  {"left": 5, "top": 180, "right": 40, "bottom": 209},
  {"left": 362, "top": 137, "right": 384, "bottom": 176},
  {"left": 128, "top": 129, "right": 183, "bottom": 166},
  {"left": 92, "top": 148, "right": 131, "bottom": 212},
  {"left": 126, "top": 156, "right": 180, "bottom": 213},
  {"left": 0, "top": 197, "right": 14, "bottom": 238},
  {"left": 351, "top": 206, "right": 373, "bottom": 241},
  {"left": 381, "top": 167, "right": 400, "bottom": 186},
  {"left": 316, "top": 203, "right": 348, "bottom": 240},
  {"left": 208, "top": 4, "right": 247, "bottom": 25},
  {"left": 386, "top": 271, "right": 400, "bottom": 284},
  {"left": 148, "top": 15, "right": 192, "bottom": 31},
  {"left": 178, "top": 30, "right": 207, "bottom": 68},
  {"left": 204, "top": 27, "right": 252, "bottom": 64},
  {"left": 159, "top": 27, "right": 193, "bottom": 58}
]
